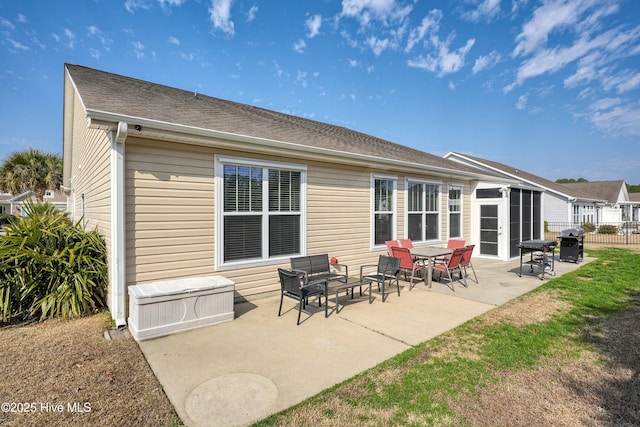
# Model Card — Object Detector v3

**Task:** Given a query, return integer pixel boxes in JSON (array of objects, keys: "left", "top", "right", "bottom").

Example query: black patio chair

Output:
[
  {"left": 277, "top": 268, "right": 326, "bottom": 325},
  {"left": 360, "top": 255, "right": 401, "bottom": 302}
]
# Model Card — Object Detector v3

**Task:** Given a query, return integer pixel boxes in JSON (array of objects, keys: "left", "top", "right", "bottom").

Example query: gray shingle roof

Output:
[
  {"left": 65, "top": 64, "right": 495, "bottom": 178},
  {"left": 447, "top": 152, "right": 605, "bottom": 201},
  {"left": 560, "top": 181, "right": 625, "bottom": 204}
]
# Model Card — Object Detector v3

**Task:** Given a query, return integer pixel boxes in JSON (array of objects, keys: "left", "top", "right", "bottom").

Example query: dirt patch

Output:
[
  {"left": 449, "top": 305, "right": 640, "bottom": 426},
  {"left": 0, "top": 313, "right": 179, "bottom": 427},
  {"left": 481, "top": 290, "right": 571, "bottom": 327}
]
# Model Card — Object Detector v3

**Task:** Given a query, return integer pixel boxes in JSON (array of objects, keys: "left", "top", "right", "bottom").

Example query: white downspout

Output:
[{"left": 111, "top": 121, "right": 127, "bottom": 328}]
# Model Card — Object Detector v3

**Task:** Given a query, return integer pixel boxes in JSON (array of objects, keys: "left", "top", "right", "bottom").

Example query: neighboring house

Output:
[
  {"left": 0, "top": 190, "right": 67, "bottom": 216},
  {"left": 62, "top": 64, "right": 512, "bottom": 326},
  {"left": 443, "top": 152, "right": 611, "bottom": 258},
  {"left": 560, "top": 180, "right": 639, "bottom": 223},
  {"left": 630, "top": 193, "right": 640, "bottom": 222},
  {"left": 0, "top": 193, "right": 11, "bottom": 216},
  {"left": 444, "top": 152, "right": 638, "bottom": 232}
]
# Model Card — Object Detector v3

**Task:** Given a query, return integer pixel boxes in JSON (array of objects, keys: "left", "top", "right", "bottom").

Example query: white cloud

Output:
[
  {"left": 603, "top": 70, "right": 640, "bottom": 94},
  {"left": 7, "top": 38, "right": 29, "bottom": 52},
  {"left": 306, "top": 14, "right": 322, "bottom": 38},
  {"left": 340, "top": 0, "right": 413, "bottom": 27},
  {"left": 513, "top": 0, "right": 590, "bottom": 57},
  {"left": 247, "top": 5, "right": 258, "bottom": 22},
  {"left": 1, "top": 17, "right": 15, "bottom": 30},
  {"left": 124, "top": 0, "right": 152, "bottom": 13},
  {"left": 408, "top": 34, "right": 475, "bottom": 76},
  {"left": 87, "top": 25, "right": 113, "bottom": 51},
  {"left": 209, "top": 0, "right": 235, "bottom": 36},
  {"left": 168, "top": 36, "right": 180, "bottom": 45},
  {"left": 472, "top": 50, "right": 501, "bottom": 73},
  {"left": 448, "top": 81, "right": 456, "bottom": 91},
  {"left": 366, "top": 35, "right": 390, "bottom": 56},
  {"left": 462, "top": 0, "right": 502, "bottom": 23},
  {"left": 52, "top": 28, "right": 75, "bottom": 49},
  {"left": 348, "top": 59, "right": 359, "bottom": 67},
  {"left": 587, "top": 98, "right": 640, "bottom": 136},
  {"left": 158, "top": 0, "right": 186, "bottom": 7},
  {"left": 293, "top": 38, "right": 306, "bottom": 53},
  {"left": 132, "top": 41, "right": 145, "bottom": 58},
  {"left": 405, "top": 9, "right": 442, "bottom": 53},
  {"left": 515, "top": 93, "right": 528, "bottom": 110}
]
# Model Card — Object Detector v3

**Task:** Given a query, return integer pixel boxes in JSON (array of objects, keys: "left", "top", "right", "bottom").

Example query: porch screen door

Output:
[{"left": 479, "top": 204, "right": 499, "bottom": 256}]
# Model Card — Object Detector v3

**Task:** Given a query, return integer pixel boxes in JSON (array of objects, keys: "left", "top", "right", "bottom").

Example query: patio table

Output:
[
  {"left": 322, "top": 277, "right": 374, "bottom": 315},
  {"left": 409, "top": 247, "right": 453, "bottom": 288}
]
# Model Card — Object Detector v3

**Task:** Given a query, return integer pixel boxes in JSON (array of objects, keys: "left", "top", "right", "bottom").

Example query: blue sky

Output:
[{"left": 1, "top": 0, "right": 639, "bottom": 184}]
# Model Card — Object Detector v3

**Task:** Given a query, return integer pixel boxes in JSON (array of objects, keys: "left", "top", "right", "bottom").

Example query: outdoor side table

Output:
[{"left": 327, "top": 277, "right": 373, "bottom": 314}]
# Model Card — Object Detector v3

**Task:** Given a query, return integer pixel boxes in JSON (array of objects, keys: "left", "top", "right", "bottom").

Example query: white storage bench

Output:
[{"left": 128, "top": 275, "right": 235, "bottom": 341}]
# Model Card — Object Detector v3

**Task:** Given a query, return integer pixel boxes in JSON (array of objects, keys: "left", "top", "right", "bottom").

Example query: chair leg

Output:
[
  {"left": 278, "top": 293, "right": 284, "bottom": 316},
  {"left": 467, "top": 263, "right": 478, "bottom": 283},
  {"left": 297, "top": 298, "right": 304, "bottom": 325}
]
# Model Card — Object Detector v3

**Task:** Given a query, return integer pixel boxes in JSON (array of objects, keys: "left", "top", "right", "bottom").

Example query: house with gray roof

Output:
[
  {"left": 63, "top": 64, "right": 519, "bottom": 326},
  {"left": 561, "top": 180, "right": 639, "bottom": 223},
  {"left": 444, "top": 152, "right": 639, "bottom": 233}
]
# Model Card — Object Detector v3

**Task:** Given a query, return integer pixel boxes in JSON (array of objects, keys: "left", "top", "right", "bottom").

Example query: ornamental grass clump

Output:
[{"left": 0, "top": 200, "right": 107, "bottom": 322}]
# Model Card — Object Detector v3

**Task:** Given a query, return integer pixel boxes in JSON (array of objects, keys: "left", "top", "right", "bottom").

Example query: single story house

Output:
[
  {"left": 560, "top": 180, "right": 639, "bottom": 224},
  {"left": 0, "top": 193, "right": 11, "bottom": 216},
  {"left": 63, "top": 64, "right": 516, "bottom": 327},
  {"left": 0, "top": 190, "right": 67, "bottom": 217},
  {"left": 444, "top": 152, "right": 613, "bottom": 226}
]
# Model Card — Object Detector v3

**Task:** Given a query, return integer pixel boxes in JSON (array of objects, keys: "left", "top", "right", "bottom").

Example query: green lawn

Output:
[{"left": 254, "top": 248, "right": 640, "bottom": 426}]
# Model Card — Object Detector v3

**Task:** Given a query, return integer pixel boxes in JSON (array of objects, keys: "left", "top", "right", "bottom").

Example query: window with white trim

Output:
[
  {"left": 373, "top": 176, "right": 396, "bottom": 246},
  {"left": 448, "top": 185, "right": 462, "bottom": 239},
  {"left": 407, "top": 180, "right": 441, "bottom": 242},
  {"left": 218, "top": 157, "right": 305, "bottom": 266}
]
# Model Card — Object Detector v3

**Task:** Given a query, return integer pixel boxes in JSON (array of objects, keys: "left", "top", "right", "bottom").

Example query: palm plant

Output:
[
  {"left": 0, "top": 149, "right": 62, "bottom": 200},
  {"left": 0, "top": 200, "right": 107, "bottom": 322}
]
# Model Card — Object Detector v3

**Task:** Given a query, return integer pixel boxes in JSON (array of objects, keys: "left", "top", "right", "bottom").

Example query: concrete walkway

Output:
[{"left": 139, "top": 255, "right": 590, "bottom": 427}]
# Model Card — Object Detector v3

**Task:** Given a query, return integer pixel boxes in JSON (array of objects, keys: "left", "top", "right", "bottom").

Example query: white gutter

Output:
[
  {"left": 110, "top": 121, "right": 127, "bottom": 328},
  {"left": 86, "top": 109, "right": 505, "bottom": 183}
]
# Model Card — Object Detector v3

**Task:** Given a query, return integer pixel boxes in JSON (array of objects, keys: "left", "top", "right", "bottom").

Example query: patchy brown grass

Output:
[
  {"left": 481, "top": 290, "right": 572, "bottom": 327},
  {"left": 265, "top": 289, "right": 640, "bottom": 426},
  {"left": 0, "top": 313, "right": 180, "bottom": 427},
  {"left": 450, "top": 304, "right": 640, "bottom": 426}
]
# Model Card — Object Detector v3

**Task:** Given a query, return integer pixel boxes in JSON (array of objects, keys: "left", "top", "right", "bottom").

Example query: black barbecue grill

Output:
[{"left": 559, "top": 228, "right": 584, "bottom": 263}]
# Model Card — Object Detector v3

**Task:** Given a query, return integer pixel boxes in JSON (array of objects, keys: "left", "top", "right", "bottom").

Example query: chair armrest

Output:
[
  {"left": 330, "top": 263, "right": 349, "bottom": 279},
  {"left": 289, "top": 268, "right": 310, "bottom": 285},
  {"left": 359, "top": 264, "right": 376, "bottom": 279}
]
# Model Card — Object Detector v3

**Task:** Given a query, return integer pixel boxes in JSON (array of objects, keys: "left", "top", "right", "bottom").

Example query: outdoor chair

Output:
[
  {"left": 432, "top": 247, "right": 467, "bottom": 289},
  {"left": 459, "top": 244, "right": 478, "bottom": 283},
  {"left": 398, "top": 239, "right": 414, "bottom": 249},
  {"left": 390, "top": 246, "right": 425, "bottom": 290},
  {"left": 435, "top": 239, "right": 466, "bottom": 264},
  {"left": 360, "top": 255, "right": 401, "bottom": 302},
  {"left": 385, "top": 240, "right": 400, "bottom": 255},
  {"left": 277, "top": 268, "right": 326, "bottom": 325}
]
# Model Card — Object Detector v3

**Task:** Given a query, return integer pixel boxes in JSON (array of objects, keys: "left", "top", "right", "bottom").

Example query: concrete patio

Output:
[{"left": 139, "top": 254, "right": 592, "bottom": 427}]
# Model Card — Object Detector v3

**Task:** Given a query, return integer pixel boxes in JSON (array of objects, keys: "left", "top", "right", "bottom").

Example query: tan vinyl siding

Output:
[
  {"left": 125, "top": 139, "right": 215, "bottom": 284},
  {"left": 68, "top": 92, "right": 112, "bottom": 240},
  {"left": 123, "top": 139, "right": 475, "bottom": 300}
]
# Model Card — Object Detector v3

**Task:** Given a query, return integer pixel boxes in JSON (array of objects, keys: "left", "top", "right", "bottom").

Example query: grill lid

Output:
[{"left": 560, "top": 227, "right": 584, "bottom": 238}]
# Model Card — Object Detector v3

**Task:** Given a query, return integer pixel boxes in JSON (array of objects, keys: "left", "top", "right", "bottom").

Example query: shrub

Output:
[
  {"left": 0, "top": 213, "right": 16, "bottom": 226},
  {"left": 582, "top": 222, "right": 596, "bottom": 233},
  {"left": 0, "top": 200, "right": 107, "bottom": 322},
  {"left": 597, "top": 224, "right": 618, "bottom": 235}
]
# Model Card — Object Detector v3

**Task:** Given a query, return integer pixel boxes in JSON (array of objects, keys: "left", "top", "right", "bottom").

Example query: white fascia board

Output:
[{"left": 85, "top": 109, "right": 505, "bottom": 182}]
